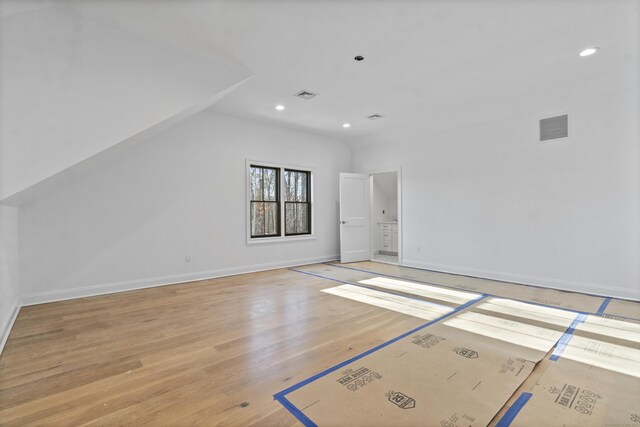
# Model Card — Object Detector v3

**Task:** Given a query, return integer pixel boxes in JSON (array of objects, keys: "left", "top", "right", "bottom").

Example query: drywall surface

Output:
[
  {"left": 352, "top": 74, "right": 640, "bottom": 300},
  {"left": 372, "top": 172, "right": 398, "bottom": 223},
  {"left": 372, "top": 172, "right": 398, "bottom": 252},
  {"left": 0, "top": 206, "right": 19, "bottom": 351},
  {"left": 0, "top": 5, "right": 250, "bottom": 202},
  {"left": 18, "top": 112, "right": 350, "bottom": 304}
]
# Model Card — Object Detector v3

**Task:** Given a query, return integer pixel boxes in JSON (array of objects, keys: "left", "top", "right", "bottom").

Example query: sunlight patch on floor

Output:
[
  {"left": 444, "top": 311, "right": 565, "bottom": 352},
  {"left": 561, "top": 335, "right": 640, "bottom": 378},
  {"left": 579, "top": 315, "right": 640, "bottom": 343},
  {"left": 322, "top": 284, "right": 453, "bottom": 321},
  {"left": 358, "top": 276, "right": 480, "bottom": 305},
  {"left": 475, "top": 298, "right": 576, "bottom": 328}
]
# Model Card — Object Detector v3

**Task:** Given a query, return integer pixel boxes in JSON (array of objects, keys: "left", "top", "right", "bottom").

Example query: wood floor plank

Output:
[
  {"left": 0, "top": 266, "right": 423, "bottom": 425},
  {"left": 4, "top": 263, "right": 633, "bottom": 425}
]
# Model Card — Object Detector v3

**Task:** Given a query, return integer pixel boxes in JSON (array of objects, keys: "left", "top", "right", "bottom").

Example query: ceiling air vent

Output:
[
  {"left": 367, "top": 114, "right": 384, "bottom": 120},
  {"left": 294, "top": 90, "right": 318, "bottom": 100},
  {"left": 539, "top": 114, "right": 569, "bottom": 142}
]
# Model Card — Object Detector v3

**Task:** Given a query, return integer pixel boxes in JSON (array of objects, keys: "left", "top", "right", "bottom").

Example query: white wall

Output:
[
  {"left": 352, "top": 73, "right": 640, "bottom": 300},
  {"left": 0, "top": 5, "right": 250, "bottom": 202},
  {"left": 18, "top": 112, "right": 350, "bottom": 304},
  {"left": 0, "top": 206, "right": 20, "bottom": 352},
  {"left": 372, "top": 173, "right": 398, "bottom": 252},
  {"left": 372, "top": 173, "right": 398, "bottom": 223}
]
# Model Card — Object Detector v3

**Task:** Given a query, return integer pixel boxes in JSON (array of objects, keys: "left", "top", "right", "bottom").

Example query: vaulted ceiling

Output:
[
  {"left": 70, "top": 0, "right": 638, "bottom": 141},
  {"left": 1, "top": 0, "right": 638, "bottom": 203}
]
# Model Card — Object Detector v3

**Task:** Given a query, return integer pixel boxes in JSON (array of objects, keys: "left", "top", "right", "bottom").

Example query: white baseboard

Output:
[
  {"left": 0, "top": 302, "right": 20, "bottom": 356},
  {"left": 402, "top": 259, "right": 640, "bottom": 301},
  {"left": 20, "top": 254, "right": 340, "bottom": 307}
]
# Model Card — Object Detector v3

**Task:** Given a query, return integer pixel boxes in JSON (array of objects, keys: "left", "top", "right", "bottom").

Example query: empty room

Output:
[{"left": 1, "top": 0, "right": 639, "bottom": 425}]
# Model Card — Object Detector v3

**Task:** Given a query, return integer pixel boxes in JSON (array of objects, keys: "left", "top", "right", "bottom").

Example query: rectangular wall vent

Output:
[
  {"left": 539, "top": 114, "right": 569, "bottom": 141},
  {"left": 367, "top": 114, "right": 384, "bottom": 120},
  {"left": 293, "top": 90, "right": 317, "bottom": 100}
]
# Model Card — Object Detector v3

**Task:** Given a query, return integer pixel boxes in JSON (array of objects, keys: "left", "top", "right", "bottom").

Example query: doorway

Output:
[
  {"left": 369, "top": 171, "right": 400, "bottom": 265},
  {"left": 338, "top": 170, "right": 401, "bottom": 265}
]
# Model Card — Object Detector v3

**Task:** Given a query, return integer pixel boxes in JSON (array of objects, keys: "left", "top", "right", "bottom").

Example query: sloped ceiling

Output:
[
  {"left": 0, "top": 2, "right": 252, "bottom": 203},
  {"left": 66, "top": 0, "right": 639, "bottom": 144},
  {"left": 1, "top": 0, "right": 637, "bottom": 202}
]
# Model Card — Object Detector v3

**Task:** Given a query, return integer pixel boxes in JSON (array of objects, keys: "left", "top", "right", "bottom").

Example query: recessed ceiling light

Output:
[
  {"left": 275, "top": 104, "right": 285, "bottom": 111},
  {"left": 342, "top": 123, "right": 351, "bottom": 128},
  {"left": 579, "top": 47, "right": 599, "bottom": 57}
]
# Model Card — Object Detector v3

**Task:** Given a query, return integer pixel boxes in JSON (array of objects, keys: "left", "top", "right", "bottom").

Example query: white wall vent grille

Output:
[
  {"left": 540, "top": 114, "right": 569, "bottom": 141},
  {"left": 293, "top": 90, "right": 317, "bottom": 100}
]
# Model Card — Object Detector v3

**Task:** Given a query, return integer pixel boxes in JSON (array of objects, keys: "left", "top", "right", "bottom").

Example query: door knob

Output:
[{"left": 340, "top": 220, "right": 347, "bottom": 224}]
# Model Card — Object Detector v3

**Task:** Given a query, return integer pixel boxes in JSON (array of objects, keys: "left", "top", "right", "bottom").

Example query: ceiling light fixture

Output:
[
  {"left": 579, "top": 47, "right": 599, "bottom": 57},
  {"left": 275, "top": 104, "right": 285, "bottom": 111},
  {"left": 343, "top": 123, "right": 351, "bottom": 128}
]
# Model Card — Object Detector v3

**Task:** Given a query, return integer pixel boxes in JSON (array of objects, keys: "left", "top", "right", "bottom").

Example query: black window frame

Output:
[
  {"left": 284, "top": 168, "right": 312, "bottom": 236},
  {"left": 249, "top": 165, "right": 281, "bottom": 238},
  {"left": 247, "top": 162, "right": 314, "bottom": 242}
]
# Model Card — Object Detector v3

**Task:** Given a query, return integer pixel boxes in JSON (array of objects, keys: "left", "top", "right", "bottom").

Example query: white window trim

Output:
[{"left": 246, "top": 159, "right": 316, "bottom": 245}]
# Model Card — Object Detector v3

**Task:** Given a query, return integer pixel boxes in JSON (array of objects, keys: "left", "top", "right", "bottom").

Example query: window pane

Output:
[
  {"left": 298, "top": 173, "right": 307, "bottom": 202},
  {"left": 250, "top": 167, "right": 263, "bottom": 201},
  {"left": 296, "top": 203, "right": 309, "bottom": 233},
  {"left": 284, "top": 170, "right": 308, "bottom": 202},
  {"left": 285, "top": 202, "right": 309, "bottom": 235},
  {"left": 252, "top": 201, "right": 279, "bottom": 237},
  {"left": 250, "top": 165, "right": 281, "bottom": 238},
  {"left": 285, "top": 203, "right": 295, "bottom": 234},
  {"left": 264, "top": 168, "right": 278, "bottom": 201},
  {"left": 264, "top": 202, "right": 279, "bottom": 235},
  {"left": 284, "top": 171, "right": 292, "bottom": 201},
  {"left": 251, "top": 202, "right": 264, "bottom": 236},
  {"left": 251, "top": 166, "right": 279, "bottom": 202}
]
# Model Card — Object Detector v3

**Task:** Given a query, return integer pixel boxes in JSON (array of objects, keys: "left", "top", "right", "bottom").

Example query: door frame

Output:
[{"left": 368, "top": 167, "right": 402, "bottom": 265}]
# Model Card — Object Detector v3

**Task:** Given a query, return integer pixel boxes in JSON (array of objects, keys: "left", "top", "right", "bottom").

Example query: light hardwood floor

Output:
[
  {"left": 1, "top": 262, "right": 638, "bottom": 425},
  {"left": 0, "top": 266, "right": 425, "bottom": 425}
]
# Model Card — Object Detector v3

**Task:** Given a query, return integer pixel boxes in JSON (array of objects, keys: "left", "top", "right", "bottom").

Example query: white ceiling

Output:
[
  {"left": 68, "top": 0, "right": 639, "bottom": 144},
  {"left": 0, "top": 1, "right": 251, "bottom": 202}
]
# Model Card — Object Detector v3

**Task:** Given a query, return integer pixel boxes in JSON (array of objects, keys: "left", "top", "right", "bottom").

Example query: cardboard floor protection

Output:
[
  {"left": 321, "top": 284, "right": 456, "bottom": 321},
  {"left": 490, "top": 313, "right": 640, "bottom": 426},
  {"left": 603, "top": 298, "right": 640, "bottom": 320},
  {"left": 323, "top": 262, "right": 612, "bottom": 315},
  {"left": 276, "top": 296, "right": 579, "bottom": 426},
  {"left": 297, "top": 264, "right": 482, "bottom": 309}
]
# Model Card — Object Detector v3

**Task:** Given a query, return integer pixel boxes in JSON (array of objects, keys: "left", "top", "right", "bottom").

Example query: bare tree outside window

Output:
[
  {"left": 248, "top": 163, "right": 312, "bottom": 240},
  {"left": 250, "top": 165, "right": 280, "bottom": 237},
  {"left": 284, "top": 169, "right": 310, "bottom": 235}
]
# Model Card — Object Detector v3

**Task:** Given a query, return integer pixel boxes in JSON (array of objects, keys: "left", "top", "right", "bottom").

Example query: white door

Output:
[{"left": 339, "top": 173, "right": 370, "bottom": 263}]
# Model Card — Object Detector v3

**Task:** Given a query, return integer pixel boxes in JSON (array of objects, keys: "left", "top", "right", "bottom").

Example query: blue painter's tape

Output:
[
  {"left": 288, "top": 268, "right": 455, "bottom": 311},
  {"left": 273, "top": 394, "right": 317, "bottom": 427},
  {"left": 274, "top": 295, "right": 486, "bottom": 408},
  {"left": 323, "top": 263, "right": 598, "bottom": 317},
  {"left": 549, "top": 313, "right": 587, "bottom": 361},
  {"left": 495, "top": 392, "right": 533, "bottom": 427},
  {"left": 324, "top": 262, "right": 481, "bottom": 296},
  {"left": 597, "top": 297, "right": 612, "bottom": 315},
  {"left": 342, "top": 261, "right": 620, "bottom": 301},
  {"left": 288, "top": 268, "right": 349, "bottom": 286}
]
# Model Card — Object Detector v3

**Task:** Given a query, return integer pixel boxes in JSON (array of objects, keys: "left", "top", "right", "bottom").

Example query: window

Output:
[
  {"left": 284, "top": 169, "right": 311, "bottom": 235},
  {"left": 249, "top": 165, "right": 280, "bottom": 238},
  {"left": 248, "top": 162, "right": 313, "bottom": 241}
]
